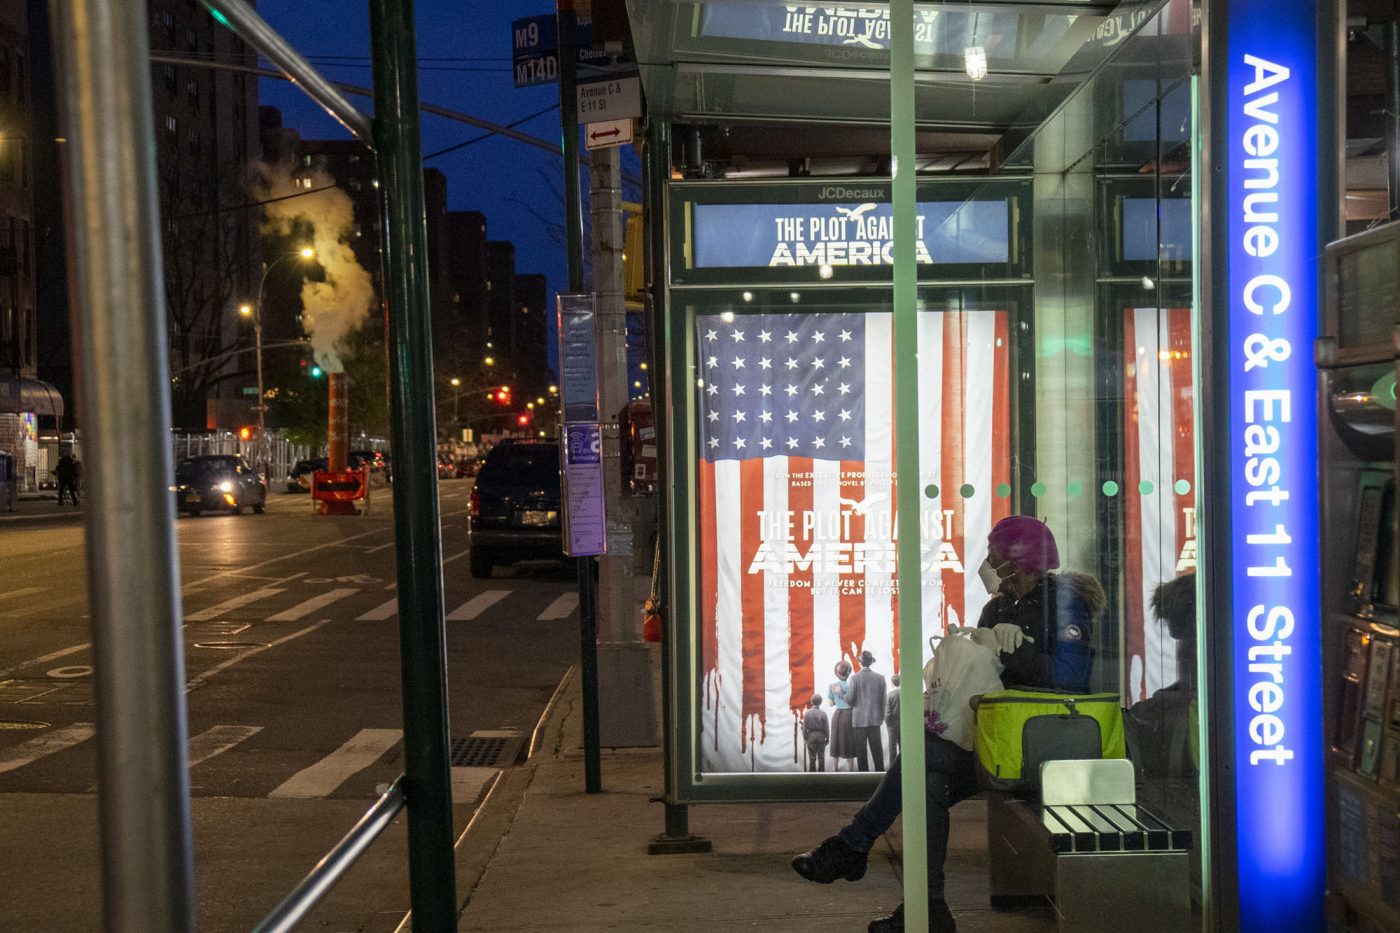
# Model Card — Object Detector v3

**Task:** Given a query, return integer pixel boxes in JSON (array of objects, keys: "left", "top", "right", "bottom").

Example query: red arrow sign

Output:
[{"left": 590, "top": 127, "right": 621, "bottom": 140}]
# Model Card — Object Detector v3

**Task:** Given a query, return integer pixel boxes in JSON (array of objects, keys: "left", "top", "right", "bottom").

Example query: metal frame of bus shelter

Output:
[{"left": 50, "top": 0, "right": 457, "bottom": 929}]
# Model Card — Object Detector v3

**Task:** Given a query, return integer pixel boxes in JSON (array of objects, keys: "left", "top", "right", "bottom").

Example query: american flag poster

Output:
[
  {"left": 1122, "top": 307, "right": 1196, "bottom": 703},
  {"left": 695, "top": 308, "right": 1010, "bottom": 773}
]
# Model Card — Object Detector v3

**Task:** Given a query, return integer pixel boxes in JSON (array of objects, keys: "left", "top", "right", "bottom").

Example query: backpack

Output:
[{"left": 973, "top": 689, "right": 1126, "bottom": 792}]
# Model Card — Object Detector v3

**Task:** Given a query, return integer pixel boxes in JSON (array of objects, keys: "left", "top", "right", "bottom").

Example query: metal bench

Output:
[{"left": 986, "top": 759, "right": 1193, "bottom": 933}]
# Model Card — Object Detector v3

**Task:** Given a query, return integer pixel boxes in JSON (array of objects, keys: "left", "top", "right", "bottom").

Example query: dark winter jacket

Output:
[{"left": 976, "top": 572, "right": 1104, "bottom": 694}]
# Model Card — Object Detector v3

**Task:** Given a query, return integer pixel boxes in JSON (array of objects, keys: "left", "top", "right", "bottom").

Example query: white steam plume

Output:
[{"left": 255, "top": 159, "right": 374, "bottom": 373}]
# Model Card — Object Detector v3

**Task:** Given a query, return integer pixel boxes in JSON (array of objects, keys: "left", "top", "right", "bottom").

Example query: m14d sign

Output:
[{"left": 1224, "top": 0, "right": 1323, "bottom": 928}]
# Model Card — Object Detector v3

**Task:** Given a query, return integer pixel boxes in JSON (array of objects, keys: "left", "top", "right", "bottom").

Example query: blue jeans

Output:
[{"left": 838, "top": 733, "right": 976, "bottom": 900}]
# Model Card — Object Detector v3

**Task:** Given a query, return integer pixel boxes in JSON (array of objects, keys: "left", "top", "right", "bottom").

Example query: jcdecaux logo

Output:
[{"left": 1227, "top": 2, "right": 1324, "bottom": 929}]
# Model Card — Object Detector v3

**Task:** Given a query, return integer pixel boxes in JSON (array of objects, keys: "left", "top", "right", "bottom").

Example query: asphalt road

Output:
[{"left": 0, "top": 478, "right": 579, "bottom": 930}]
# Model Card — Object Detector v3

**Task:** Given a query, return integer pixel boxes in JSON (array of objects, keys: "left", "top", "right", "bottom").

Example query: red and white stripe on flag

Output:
[
  {"left": 698, "top": 309, "right": 1010, "bottom": 773},
  {"left": 1123, "top": 307, "right": 1196, "bottom": 703}
]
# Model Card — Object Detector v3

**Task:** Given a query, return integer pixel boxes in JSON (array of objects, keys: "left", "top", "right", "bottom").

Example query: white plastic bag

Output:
[{"left": 923, "top": 628, "right": 1005, "bottom": 751}]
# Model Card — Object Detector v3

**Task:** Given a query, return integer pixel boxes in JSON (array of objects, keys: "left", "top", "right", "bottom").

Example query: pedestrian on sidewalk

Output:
[
  {"left": 789, "top": 516, "right": 1103, "bottom": 933},
  {"left": 802, "top": 694, "right": 828, "bottom": 772},
  {"left": 53, "top": 454, "right": 79, "bottom": 506},
  {"left": 847, "top": 649, "right": 887, "bottom": 772}
]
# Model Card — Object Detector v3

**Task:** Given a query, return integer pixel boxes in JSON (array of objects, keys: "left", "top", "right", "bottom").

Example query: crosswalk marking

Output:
[
  {"left": 265, "top": 588, "right": 359, "bottom": 622},
  {"left": 356, "top": 598, "right": 399, "bottom": 622},
  {"left": 186, "top": 588, "right": 284, "bottom": 622},
  {"left": 268, "top": 728, "right": 402, "bottom": 799},
  {"left": 446, "top": 590, "right": 510, "bottom": 621},
  {"left": 0, "top": 723, "right": 95, "bottom": 775},
  {"left": 187, "top": 725, "right": 262, "bottom": 767},
  {"left": 538, "top": 593, "right": 578, "bottom": 621},
  {"left": 0, "top": 587, "right": 45, "bottom": 604}
]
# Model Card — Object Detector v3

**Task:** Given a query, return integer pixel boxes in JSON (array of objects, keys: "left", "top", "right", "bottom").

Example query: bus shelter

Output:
[{"left": 628, "top": 0, "right": 1338, "bottom": 928}]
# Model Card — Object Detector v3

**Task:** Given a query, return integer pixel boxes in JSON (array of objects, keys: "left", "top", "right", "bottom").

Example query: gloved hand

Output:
[
  {"left": 991, "top": 623, "right": 1035, "bottom": 654},
  {"left": 967, "top": 628, "right": 1000, "bottom": 652}
]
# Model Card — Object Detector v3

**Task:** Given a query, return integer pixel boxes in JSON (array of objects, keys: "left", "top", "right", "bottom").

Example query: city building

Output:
[
  {"left": 512, "top": 272, "right": 550, "bottom": 399},
  {"left": 0, "top": 1, "right": 60, "bottom": 491},
  {"left": 445, "top": 209, "right": 489, "bottom": 353},
  {"left": 148, "top": 0, "right": 259, "bottom": 431}
]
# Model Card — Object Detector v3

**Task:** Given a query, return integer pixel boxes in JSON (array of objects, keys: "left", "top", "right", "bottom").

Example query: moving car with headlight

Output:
[
  {"left": 174, "top": 455, "right": 267, "bottom": 516},
  {"left": 467, "top": 439, "right": 562, "bottom": 578}
]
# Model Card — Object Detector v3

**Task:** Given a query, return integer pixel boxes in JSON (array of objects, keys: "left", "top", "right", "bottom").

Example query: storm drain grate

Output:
[{"left": 450, "top": 731, "right": 523, "bottom": 768}]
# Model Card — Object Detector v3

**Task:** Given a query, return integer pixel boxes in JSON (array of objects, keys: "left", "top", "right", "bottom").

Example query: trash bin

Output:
[{"left": 0, "top": 451, "right": 14, "bottom": 512}]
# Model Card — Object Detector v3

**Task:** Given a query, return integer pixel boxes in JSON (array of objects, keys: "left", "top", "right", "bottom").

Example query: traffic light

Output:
[
  {"left": 238, "top": 426, "right": 253, "bottom": 441},
  {"left": 517, "top": 414, "right": 530, "bottom": 426},
  {"left": 310, "top": 364, "right": 323, "bottom": 378}
]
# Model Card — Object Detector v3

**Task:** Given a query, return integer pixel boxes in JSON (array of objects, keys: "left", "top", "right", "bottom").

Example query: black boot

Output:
[
  {"left": 790, "top": 835, "right": 868, "bottom": 883},
  {"left": 867, "top": 901, "right": 957, "bottom": 933}
]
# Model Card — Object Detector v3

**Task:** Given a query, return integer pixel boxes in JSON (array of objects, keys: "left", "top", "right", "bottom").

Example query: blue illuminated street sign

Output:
[{"left": 1224, "top": 0, "right": 1324, "bottom": 927}]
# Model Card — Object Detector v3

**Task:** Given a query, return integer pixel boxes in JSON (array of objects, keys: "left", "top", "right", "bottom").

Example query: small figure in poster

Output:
[
  {"left": 791, "top": 515, "right": 1104, "bottom": 933},
  {"left": 802, "top": 694, "right": 829, "bottom": 772},
  {"left": 848, "top": 649, "right": 888, "bottom": 772},
  {"left": 827, "top": 660, "right": 857, "bottom": 771},
  {"left": 885, "top": 673, "right": 901, "bottom": 761}
]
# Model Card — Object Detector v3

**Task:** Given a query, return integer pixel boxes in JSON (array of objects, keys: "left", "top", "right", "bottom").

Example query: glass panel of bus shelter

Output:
[
  {"left": 1004, "top": 0, "right": 1202, "bottom": 900},
  {"left": 682, "top": 284, "right": 1029, "bottom": 778}
]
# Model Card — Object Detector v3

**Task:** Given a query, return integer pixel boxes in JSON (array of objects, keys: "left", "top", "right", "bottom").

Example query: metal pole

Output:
[
  {"left": 369, "top": 0, "right": 458, "bottom": 928},
  {"left": 254, "top": 311, "right": 265, "bottom": 438},
  {"left": 198, "top": 0, "right": 372, "bottom": 141},
  {"left": 558, "top": 0, "right": 602, "bottom": 794},
  {"left": 890, "top": 3, "right": 929, "bottom": 929},
  {"left": 1383, "top": 22, "right": 1399, "bottom": 222},
  {"left": 50, "top": 0, "right": 194, "bottom": 929}
]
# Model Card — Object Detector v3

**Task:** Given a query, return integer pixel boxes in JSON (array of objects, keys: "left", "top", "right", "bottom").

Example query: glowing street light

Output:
[{"left": 242, "top": 246, "right": 316, "bottom": 472}]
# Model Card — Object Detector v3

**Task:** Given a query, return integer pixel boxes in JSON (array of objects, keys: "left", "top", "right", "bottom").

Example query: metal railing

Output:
[
  {"left": 53, "top": 0, "right": 457, "bottom": 929},
  {"left": 252, "top": 779, "right": 407, "bottom": 933}
]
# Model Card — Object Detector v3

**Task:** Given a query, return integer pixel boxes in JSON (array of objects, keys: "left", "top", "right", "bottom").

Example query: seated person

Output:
[
  {"left": 1125, "top": 572, "right": 1198, "bottom": 774},
  {"left": 791, "top": 515, "right": 1104, "bottom": 933}
]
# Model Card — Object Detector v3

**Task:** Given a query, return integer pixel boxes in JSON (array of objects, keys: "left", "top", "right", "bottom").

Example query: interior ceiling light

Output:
[{"left": 964, "top": 46, "right": 988, "bottom": 81}]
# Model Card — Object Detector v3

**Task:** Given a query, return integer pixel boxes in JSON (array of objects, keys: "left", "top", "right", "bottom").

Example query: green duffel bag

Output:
[{"left": 973, "top": 689, "right": 1126, "bottom": 792}]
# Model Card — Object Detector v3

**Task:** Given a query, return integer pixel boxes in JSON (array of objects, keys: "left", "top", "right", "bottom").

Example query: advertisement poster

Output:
[
  {"left": 1122, "top": 307, "right": 1196, "bottom": 702},
  {"left": 691, "top": 199, "right": 1009, "bottom": 269},
  {"left": 694, "top": 308, "right": 1009, "bottom": 773}
]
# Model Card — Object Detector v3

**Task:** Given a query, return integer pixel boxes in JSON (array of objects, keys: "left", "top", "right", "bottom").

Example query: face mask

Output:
[{"left": 977, "top": 558, "right": 1003, "bottom": 596}]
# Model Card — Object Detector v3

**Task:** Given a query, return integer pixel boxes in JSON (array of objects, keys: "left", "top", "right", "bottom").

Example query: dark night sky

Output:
[{"left": 255, "top": 0, "right": 581, "bottom": 340}]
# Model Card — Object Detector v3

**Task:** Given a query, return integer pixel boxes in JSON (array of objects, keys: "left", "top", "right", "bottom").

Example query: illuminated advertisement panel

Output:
[
  {"left": 691, "top": 200, "right": 1010, "bottom": 268},
  {"left": 694, "top": 307, "right": 1009, "bottom": 773},
  {"left": 1123, "top": 308, "right": 1196, "bottom": 703},
  {"left": 1225, "top": 0, "right": 1324, "bottom": 925}
]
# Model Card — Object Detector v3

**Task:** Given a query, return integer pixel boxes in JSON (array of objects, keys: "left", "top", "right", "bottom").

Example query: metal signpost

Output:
[{"left": 556, "top": 0, "right": 603, "bottom": 794}]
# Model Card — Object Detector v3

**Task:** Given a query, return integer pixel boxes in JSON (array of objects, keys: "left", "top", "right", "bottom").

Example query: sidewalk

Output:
[
  {"left": 0, "top": 491, "right": 84, "bottom": 521},
  {"left": 455, "top": 669, "right": 1057, "bottom": 933}
]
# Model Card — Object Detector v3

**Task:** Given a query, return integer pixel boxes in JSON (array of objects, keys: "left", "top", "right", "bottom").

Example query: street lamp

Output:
[
  {"left": 241, "top": 246, "right": 315, "bottom": 470},
  {"left": 449, "top": 377, "right": 461, "bottom": 432}
]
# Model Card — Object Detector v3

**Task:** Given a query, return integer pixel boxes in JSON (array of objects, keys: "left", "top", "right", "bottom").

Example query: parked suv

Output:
[{"left": 467, "top": 440, "right": 562, "bottom": 578}]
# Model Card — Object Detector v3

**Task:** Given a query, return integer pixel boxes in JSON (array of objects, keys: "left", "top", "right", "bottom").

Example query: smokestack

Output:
[{"left": 328, "top": 373, "right": 349, "bottom": 472}]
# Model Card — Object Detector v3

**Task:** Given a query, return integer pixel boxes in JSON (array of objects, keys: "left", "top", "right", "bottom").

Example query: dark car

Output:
[
  {"left": 454, "top": 456, "right": 484, "bottom": 478},
  {"left": 467, "top": 440, "right": 562, "bottom": 578},
  {"left": 286, "top": 457, "right": 328, "bottom": 493},
  {"left": 174, "top": 455, "right": 267, "bottom": 517}
]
